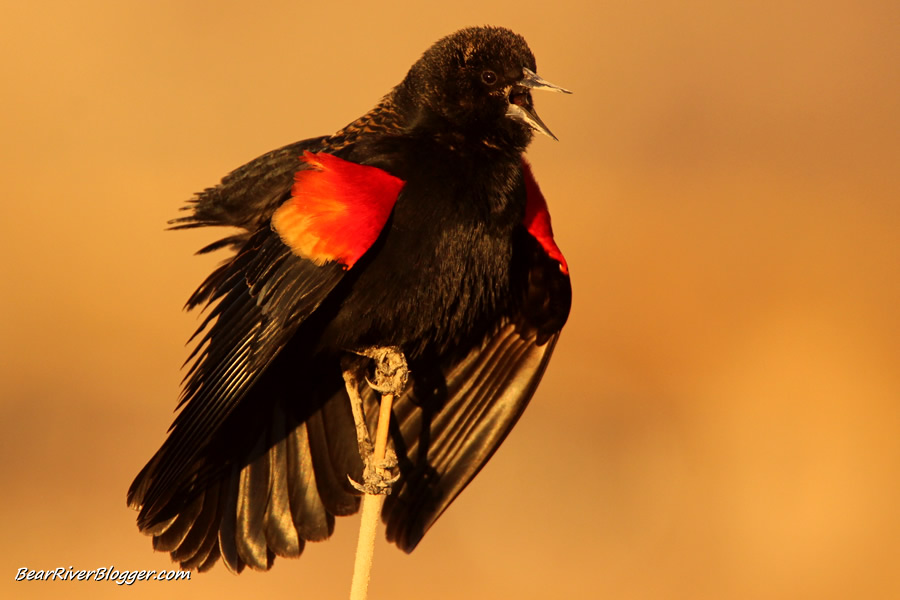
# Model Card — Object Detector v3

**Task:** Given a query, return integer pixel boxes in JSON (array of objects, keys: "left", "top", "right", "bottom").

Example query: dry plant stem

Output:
[
  {"left": 350, "top": 493, "right": 385, "bottom": 600},
  {"left": 349, "top": 391, "right": 395, "bottom": 600}
]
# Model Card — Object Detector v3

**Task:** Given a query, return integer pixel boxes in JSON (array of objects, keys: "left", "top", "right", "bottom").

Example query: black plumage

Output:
[{"left": 128, "top": 25, "right": 571, "bottom": 573}]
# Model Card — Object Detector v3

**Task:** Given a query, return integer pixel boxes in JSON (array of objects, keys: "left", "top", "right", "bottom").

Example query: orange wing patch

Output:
[
  {"left": 272, "top": 152, "right": 405, "bottom": 268},
  {"left": 521, "top": 158, "right": 568, "bottom": 275}
]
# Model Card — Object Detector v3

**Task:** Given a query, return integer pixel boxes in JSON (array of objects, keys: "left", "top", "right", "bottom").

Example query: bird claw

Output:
[
  {"left": 360, "top": 346, "right": 409, "bottom": 395},
  {"left": 348, "top": 448, "right": 400, "bottom": 495}
]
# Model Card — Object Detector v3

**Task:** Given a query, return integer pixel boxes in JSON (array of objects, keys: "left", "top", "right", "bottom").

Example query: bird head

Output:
[{"left": 398, "top": 26, "right": 571, "bottom": 151}]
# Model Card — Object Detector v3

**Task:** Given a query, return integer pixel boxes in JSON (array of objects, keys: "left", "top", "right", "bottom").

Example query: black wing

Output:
[
  {"left": 127, "top": 228, "right": 348, "bottom": 528},
  {"left": 383, "top": 230, "right": 572, "bottom": 551},
  {"left": 128, "top": 143, "right": 405, "bottom": 571}
]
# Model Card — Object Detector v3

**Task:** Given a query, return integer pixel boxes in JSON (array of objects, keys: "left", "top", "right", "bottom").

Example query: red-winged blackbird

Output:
[{"left": 127, "top": 25, "right": 572, "bottom": 573}]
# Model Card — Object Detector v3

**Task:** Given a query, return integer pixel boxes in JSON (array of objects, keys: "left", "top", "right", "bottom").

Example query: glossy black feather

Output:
[
  {"left": 128, "top": 231, "right": 347, "bottom": 527},
  {"left": 169, "top": 138, "right": 328, "bottom": 232},
  {"left": 385, "top": 328, "right": 561, "bottom": 551}
]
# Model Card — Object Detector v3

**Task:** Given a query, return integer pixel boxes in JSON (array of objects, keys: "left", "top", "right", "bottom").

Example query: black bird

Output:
[{"left": 127, "top": 25, "right": 572, "bottom": 573}]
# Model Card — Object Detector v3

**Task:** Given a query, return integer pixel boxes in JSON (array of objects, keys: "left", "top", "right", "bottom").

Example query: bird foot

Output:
[
  {"left": 342, "top": 346, "right": 408, "bottom": 496},
  {"left": 348, "top": 447, "right": 400, "bottom": 495},
  {"left": 360, "top": 346, "right": 409, "bottom": 396}
]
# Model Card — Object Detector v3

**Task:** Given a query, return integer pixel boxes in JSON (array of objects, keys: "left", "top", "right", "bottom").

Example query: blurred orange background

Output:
[{"left": 2, "top": 1, "right": 898, "bottom": 599}]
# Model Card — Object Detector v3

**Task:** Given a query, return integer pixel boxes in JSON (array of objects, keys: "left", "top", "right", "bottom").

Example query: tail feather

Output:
[{"left": 128, "top": 369, "right": 364, "bottom": 572}]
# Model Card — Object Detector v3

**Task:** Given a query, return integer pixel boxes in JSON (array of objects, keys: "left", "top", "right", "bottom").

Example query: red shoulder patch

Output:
[
  {"left": 272, "top": 152, "right": 405, "bottom": 268},
  {"left": 521, "top": 159, "right": 569, "bottom": 275}
]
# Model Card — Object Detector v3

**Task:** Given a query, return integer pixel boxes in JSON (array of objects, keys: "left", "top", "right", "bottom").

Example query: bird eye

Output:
[{"left": 481, "top": 70, "right": 498, "bottom": 85}]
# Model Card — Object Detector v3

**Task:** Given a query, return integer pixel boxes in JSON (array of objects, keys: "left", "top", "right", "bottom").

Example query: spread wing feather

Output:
[
  {"left": 127, "top": 230, "right": 347, "bottom": 526},
  {"left": 128, "top": 150, "right": 402, "bottom": 538},
  {"left": 383, "top": 234, "right": 571, "bottom": 551}
]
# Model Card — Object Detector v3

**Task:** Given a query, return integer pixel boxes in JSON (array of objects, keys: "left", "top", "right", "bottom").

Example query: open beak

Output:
[{"left": 506, "top": 67, "right": 572, "bottom": 141}]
